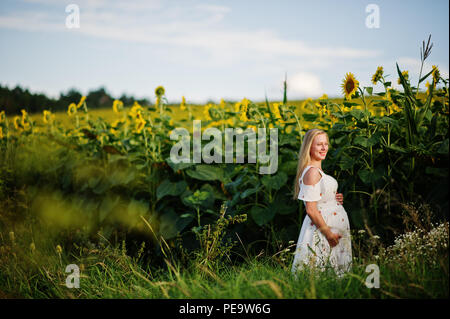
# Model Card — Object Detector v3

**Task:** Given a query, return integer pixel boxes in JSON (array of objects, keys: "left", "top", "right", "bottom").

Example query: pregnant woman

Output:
[{"left": 291, "top": 128, "right": 352, "bottom": 277}]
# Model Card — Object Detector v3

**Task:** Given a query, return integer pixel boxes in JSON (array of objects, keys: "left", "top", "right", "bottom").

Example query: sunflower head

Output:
[
  {"left": 129, "top": 101, "right": 143, "bottom": 118},
  {"left": 67, "top": 103, "right": 77, "bottom": 116},
  {"left": 112, "top": 99, "right": 124, "bottom": 113},
  {"left": 21, "top": 109, "right": 31, "bottom": 130},
  {"left": 204, "top": 103, "right": 213, "bottom": 120},
  {"left": 341, "top": 72, "right": 359, "bottom": 100},
  {"left": 432, "top": 65, "right": 440, "bottom": 84},
  {"left": 43, "top": 110, "right": 53, "bottom": 124},
  {"left": 14, "top": 116, "right": 22, "bottom": 130},
  {"left": 272, "top": 103, "right": 282, "bottom": 119},
  {"left": 180, "top": 96, "right": 186, "bottom": 111},
  {"left": 397, "top": 71, "right": 409, "bottom": 85},
  {"left": 155, "top": 86, "right": 165, "bottom": 97},
  {"left": 135, "top": 118, "right": 146, "bottom": 134},
  {"left": 77, "top": 96, "right": 86, "bottom": 109},
  {"left": 372, "top": 66, "right": 384, "bottom": 85}
]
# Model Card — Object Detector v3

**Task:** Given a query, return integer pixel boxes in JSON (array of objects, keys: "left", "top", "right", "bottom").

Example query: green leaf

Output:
[
  {"left": 365, "top": 87, "right": 373, "bottom": 95},
  {"left": 272, "top": 194, "right": 297, "bottom": 215},
  {"left": 280, "top": 160, "right": 298, "bottom": 175},
  {"left": 261, "top": 171, "right": 288, "bottom": 191},
  {"left": 358, "top": 167, "right": 384, "bottom": 185},
  {"left": 349, "top": 109, "right": 364, "bottom": 120},
  {"left": 353, "top": 136, "right": 368, "bottom": 147},
  {"left": 157, "top": 179, "right": 188, "bottom": 201},
  {"left": 385, "top": 143, "right": 407, "bottom": 153},
  {"left": 240, "top": 186, "right": 261, "bottom": 199},
  {"left": 250, "top": 206, "right": 275, "bottom": 226},
  {"left": 159, "top": 209, "right": 179, "bottom": 239},
  {"left": 437, "top": 139, "right": 449, "bottom": 154},
  {"left": 165, "top": 157, "right": 195, "bottom": 172},
  {"left": 302, "top": 113, "right": 319, "bottom": 122},
  {"left": 186, "top": 165, "right": 224, "bottom": 181}
]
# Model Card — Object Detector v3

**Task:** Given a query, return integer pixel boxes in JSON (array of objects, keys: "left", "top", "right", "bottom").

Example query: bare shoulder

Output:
[{"left": 303, "top": 167, "right": 323, "bottom": 185}]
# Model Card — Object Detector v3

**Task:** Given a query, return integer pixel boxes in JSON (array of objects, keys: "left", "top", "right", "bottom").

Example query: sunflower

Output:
[
  {"left": 0, "top": 126, "right": 3, "bottom": 139},
  {"left": 43, "top": 110, "right": 53, "bottom": 124},
  {"left": 112, "top": 99, "right": 124, "bottom": 113},
  {"left": 204, "top": 103, "right": 213, "bottom": 120},
  {"left": 425, "top": 81, "right": 432, "bottom": 95},
  {"left": 135, "top": 118, "right": 146, "bottom": 134},
  {"left": 21, "top": 109, "right": 31, "bottom": 130},
  {"left": 129, "top": 101, "right": 143, "bottom": 118},
  {"left": 77, "top": 96, "right": 86, "bottom": 109},
  {"left": 67, "top": 103, "right": 77, "bottom": 116},
  {"left": 155, "top": 86, "right": 165, "bottom": 97},
  {"left": 371, "top": 66, "right": 383, "bottom": 85},
  {"left": 397, "top": 71, "right": 409, "bottom": 85},
  {"left": 13, "top": 116, "right": 22, "bottom": 130},
  {"left": 220, "top": 98, "right": 225, "bottom": 109},
  {"left": 272, "top": 103, "right": 282, "bottom": 119},
  {"left": 341, "top": 73, "right": 359, "bottom": 100},
  {"left": 180, "top": 96, "right": 187, "bottom": 111},
  {"left": 240, "top": 98, "right": 250, "bottom": 122},
  {"left": 0, "top": 110, "right": 5, "bottom": 122},
  {"left": 432, "top": 65, "right": 440, "bottom": 84}
]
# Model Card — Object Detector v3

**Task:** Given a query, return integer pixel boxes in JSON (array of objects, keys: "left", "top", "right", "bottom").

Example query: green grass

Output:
[{"left": 0, "top": 227, "right": 447, "bottom": 299}]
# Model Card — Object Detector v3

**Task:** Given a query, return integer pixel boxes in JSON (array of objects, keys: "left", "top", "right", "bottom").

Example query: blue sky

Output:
[{"left": 0, "top": 0, "right": 448, "bottom": 103}]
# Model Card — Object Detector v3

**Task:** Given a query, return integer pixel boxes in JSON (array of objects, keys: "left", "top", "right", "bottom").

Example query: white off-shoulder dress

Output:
[{"left": 291, "top": 165, "right": 352, "bottom": 276}]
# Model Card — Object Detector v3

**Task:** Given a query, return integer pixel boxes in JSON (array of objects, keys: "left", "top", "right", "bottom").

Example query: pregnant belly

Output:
[{"left": 318, "top": 201, "right": 350, "bottom": 234}]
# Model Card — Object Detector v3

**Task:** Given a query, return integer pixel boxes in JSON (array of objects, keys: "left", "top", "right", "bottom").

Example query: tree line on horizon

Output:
[{"left": 0, "top": 84, "right": 151, "bottom": 115}]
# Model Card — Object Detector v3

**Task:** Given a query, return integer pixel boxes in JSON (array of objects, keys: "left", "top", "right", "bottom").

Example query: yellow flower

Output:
[
  {"left": 129, "top": 101, "right": 143, "bottom": 118},
  {"left": 21, "top": 109, "right": 31, "bottom": 130},
  {"left": 56, "top": 245, "right": 62, "bottom": 254},
  {"left": 0, "top": 127, "right": 3, "bottom": 139},
  {"left": 397, "top": 71, "right": 409, "bottom": 85},
  {"left": 112, "top": 99, "right": 124, "bottom": 113},
  {"left": 272, "top": 103, "right": 282, "bottom": 119},
  {"left": 155, "top": 86, "right": 165, "bottom": 97},
  {"left": 432, "top": 65, "right": 440, "bottom": 84},
  {"left": 425, "top": 81, "right": 432, "bottom": 95},
  {"left": 204, "top": 103, "right": 213, "bottom": 120},
  {"left": 341, "top": 72, "right": 359, "bottom": 100},
  {"left": 68, "top": 103, "right": 77, "bottom": 116},
  {"left": 135, "top": 118, "right": 146, "bottom": 134},
  {"left": 0, "top": 110, "right": 5, "bottom": 122},
  {"left": 234, "top": 102, "right": 241, "bottom": 113},
  {"left": 43, "top": 110, "right": 53, "bottom": 124},
  {"left": 180, "top": 96, "right": 187, "bottom": 111},
  {"left": 14, "top": 116, "right": 22, "bottom": 130},
  {"left": 372, "top": 66, "right": 383, "bottom": 85},
  {"left": 220, "top": 98, "right": 225, "bottom": 109},
  {"left": 319, "top": 94, "right": 328, "bottom": 100},
  {"left": 77, "top": 96, "right": 86, "bottom": 109},
  {"left": 240, "top": 98, "right": 249, "bottom": 122}
]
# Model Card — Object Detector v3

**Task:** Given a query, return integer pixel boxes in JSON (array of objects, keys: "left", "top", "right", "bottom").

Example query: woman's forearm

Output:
[{"left": 306, "top": 207, "right": 331, "bottom": 237}]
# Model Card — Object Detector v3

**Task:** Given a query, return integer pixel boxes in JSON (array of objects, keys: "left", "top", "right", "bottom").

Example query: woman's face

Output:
[{"left": 310, "top": 133, "right": 329, "bottom": 161}]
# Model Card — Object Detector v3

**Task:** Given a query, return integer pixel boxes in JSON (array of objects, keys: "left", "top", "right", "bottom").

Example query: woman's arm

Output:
[{"left": 303, "top": 168, "right": 341, "bottom": 247}]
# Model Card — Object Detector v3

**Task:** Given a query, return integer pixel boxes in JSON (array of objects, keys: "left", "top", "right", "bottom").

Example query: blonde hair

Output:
[{"left": 292, "top": 128, "right": 329, "bottom": 200}]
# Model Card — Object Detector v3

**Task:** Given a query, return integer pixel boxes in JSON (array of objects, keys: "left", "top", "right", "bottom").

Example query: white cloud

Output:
[
  {"left": 0, "top": 0, "right": 381, "bottom": 67},
  {"left": 286, "top": 72, "right": 323, "bottom": 98}
]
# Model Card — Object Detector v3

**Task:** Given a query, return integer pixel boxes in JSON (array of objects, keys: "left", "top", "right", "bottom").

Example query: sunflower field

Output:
[{"left": 0, "top": 42, "right": 448, "bottom": 299}]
